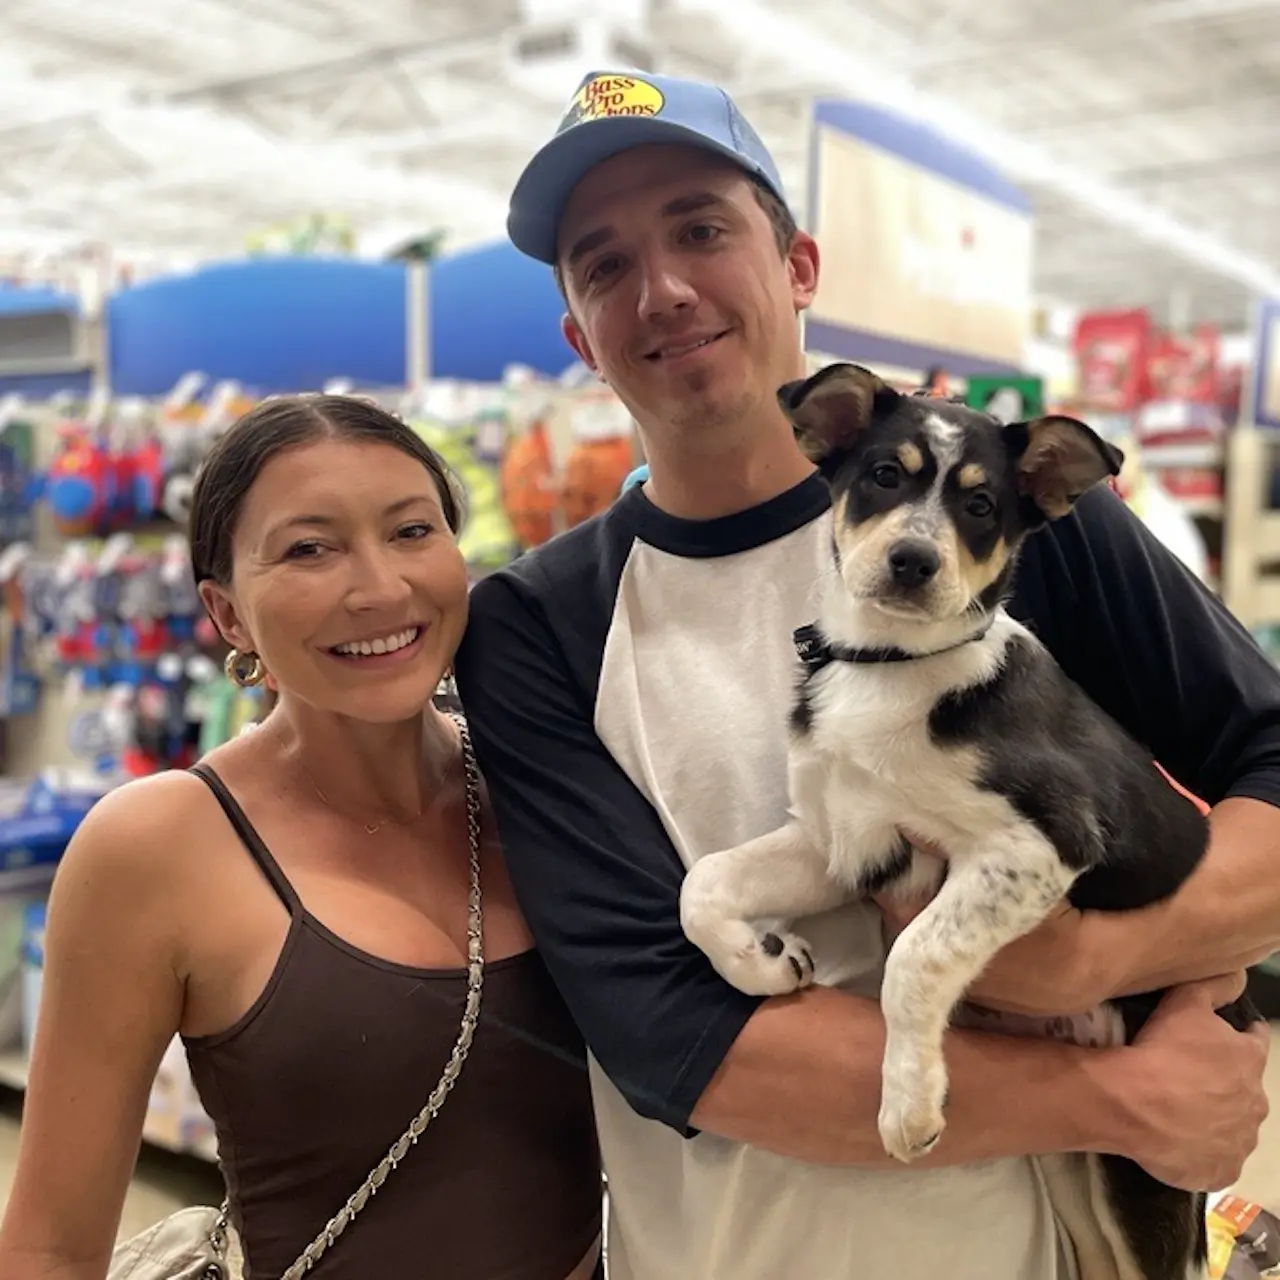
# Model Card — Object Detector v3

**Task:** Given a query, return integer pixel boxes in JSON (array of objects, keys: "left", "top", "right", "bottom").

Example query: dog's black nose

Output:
[{"left": 888, "top": 539, "right": 940, "bottom": 589}]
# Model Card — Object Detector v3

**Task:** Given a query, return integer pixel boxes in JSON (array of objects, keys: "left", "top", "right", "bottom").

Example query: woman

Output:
[{"left": 0, "top": 396, "right": 604, "bottom": 1279}]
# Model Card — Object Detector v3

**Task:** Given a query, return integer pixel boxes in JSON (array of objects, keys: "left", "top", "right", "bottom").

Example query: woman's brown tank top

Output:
[{"left": 182, "top": 763, "right": 603, "bottom": 1280}]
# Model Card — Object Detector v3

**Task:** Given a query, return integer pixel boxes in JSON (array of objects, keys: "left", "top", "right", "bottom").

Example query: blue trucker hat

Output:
[{"left": 507, "top": 69, "right": 790, "bottom": 264}]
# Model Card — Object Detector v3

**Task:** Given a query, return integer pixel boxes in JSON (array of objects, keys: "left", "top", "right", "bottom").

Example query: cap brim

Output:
[{"left": 507, "top": 117, "right": 775, "bottom": 264}]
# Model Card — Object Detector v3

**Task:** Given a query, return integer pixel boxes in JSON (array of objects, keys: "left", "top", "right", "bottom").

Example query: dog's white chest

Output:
[
  {"left": 820, "top": 672, "right": 948, "bottom": 775},
  {"left": 791, "top": 634, "right": 1018, "bottom": 863}
]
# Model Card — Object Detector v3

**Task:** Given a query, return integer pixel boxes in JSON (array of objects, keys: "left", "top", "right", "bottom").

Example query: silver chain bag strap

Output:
[{"left": 108, "top": 714, "right": 485, "bottom": 1280}]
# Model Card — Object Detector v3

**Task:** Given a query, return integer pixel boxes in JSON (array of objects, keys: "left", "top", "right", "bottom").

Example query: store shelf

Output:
[
  {"left": 1178, "top": 496, "right": 1224, "bottom": 518},
  {"left": 152, "top": 1126, "right": 217, "bottom": 1165},
  {"left": 1257, "top": 514, "right": 1280, "bottom": 563},
  {"left": 0, "top": 1047, "right": 218, "bottom": 1164},
  {"left": 0, "top": 1047, "right": 27, "bottom": 1090},
  {"left": 1250, "top": 581, "right": 1280, "bottom": 625},
  {"left": 1142, "top": 442, "right": 1224, "bottom": 468}
]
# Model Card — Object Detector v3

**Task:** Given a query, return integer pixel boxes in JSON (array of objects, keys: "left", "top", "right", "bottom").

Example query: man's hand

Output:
[{"left": 1104, "top": 971, "right": 1270, "bottom": 1191}]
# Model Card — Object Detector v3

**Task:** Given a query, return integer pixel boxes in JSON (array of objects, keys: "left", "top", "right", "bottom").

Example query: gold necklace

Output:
[
  {"left": 303, "top": 770, "right": 414, "bottom": 835},
  {"left": 274, "top": 717, "right": 455, "bottom": 835}
]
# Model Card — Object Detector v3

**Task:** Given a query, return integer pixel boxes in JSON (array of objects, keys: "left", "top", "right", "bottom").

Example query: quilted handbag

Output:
[{"left": 107, "top": 1204, "right": 239, "bottom": 1280}]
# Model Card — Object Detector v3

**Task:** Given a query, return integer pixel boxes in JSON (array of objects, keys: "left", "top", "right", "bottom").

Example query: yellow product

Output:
[
  {"left": 1207, "top": 1195, "right": 1280, "bottom": 1277},
  {"left": 410, "top": 418, "right": 518, "bottom": 569}
]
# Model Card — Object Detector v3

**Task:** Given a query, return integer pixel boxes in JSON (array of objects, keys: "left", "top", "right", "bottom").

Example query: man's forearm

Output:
[
  {"left": 1111, "top": 796, "right": 1280, "bottom": 996},
  {"left": 690, "top": 983, "right": 1129, "bottom": 1168}
]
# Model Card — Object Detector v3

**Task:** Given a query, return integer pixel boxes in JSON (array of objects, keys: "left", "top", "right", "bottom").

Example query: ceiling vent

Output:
[{"left": 505, "top": 17, "right": 658, "bottom": 101}]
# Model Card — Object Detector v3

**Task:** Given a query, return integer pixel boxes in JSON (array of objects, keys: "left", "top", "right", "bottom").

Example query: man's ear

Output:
[
  {"left": 1006, "top": 415, "right": 1125, "bottom": 521},
  {"left": 777, "top": 363, "right": 900, "bottom": 462},
  {"left": 561, "top": 313, "right": 600, "bottom": 376},
  {"left": 786, "top": 230, "right": 820, "bottom": 312}
]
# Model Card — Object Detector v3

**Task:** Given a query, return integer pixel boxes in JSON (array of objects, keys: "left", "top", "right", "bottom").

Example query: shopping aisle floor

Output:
[{"left": 4, "top": 1031, "right": 1280, "bottom": 1239}]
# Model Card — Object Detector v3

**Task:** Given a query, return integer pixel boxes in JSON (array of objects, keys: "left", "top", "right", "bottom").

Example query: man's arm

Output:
[
  {"left": 692, "top": 972, "right": 1265, "bottom": 1190},
  {"left": 949, "top": 799, "right": 1280, "bottom": 1017},
  {"left": 455, "top": 558, "right": 1266, "bottom": 1184},
  {"left": 961, "top": 487, "right": 1280, "bottom": 1014},
  {"left": 1113, "top": 796, "right": 1280, "bottom": 991}
]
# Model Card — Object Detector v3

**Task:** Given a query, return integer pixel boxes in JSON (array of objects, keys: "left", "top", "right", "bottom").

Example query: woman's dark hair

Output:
[{"left": 189, "top": 394, "right": 464, "bottom": 585}]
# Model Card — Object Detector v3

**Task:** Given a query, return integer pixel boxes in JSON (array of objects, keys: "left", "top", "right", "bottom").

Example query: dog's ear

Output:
[
  {"left": 778, "top": 363, "right": 901, "bottom": 462},
  {"left": 1006, "top": 416, "right": 1124, "bottom": 521}
]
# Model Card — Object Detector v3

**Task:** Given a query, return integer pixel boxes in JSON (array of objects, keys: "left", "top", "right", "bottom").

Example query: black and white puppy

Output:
[{"left": 679, "top": 363, "right": 1260, "bottom": 1280}]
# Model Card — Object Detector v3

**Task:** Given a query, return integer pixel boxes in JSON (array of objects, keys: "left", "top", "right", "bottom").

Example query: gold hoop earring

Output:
[{"left": 225, "top": 648, "right": 266, "bottom": 688}]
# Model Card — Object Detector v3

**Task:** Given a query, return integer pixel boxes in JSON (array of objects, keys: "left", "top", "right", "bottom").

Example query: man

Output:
[{"left": 455, "top": 69, "right": 1277, "bottom": 1279}]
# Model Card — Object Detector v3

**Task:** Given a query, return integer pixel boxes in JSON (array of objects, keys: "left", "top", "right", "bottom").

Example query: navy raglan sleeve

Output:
[
  {"left": 1014, "top": 485, "right": 1280, "bottom": 808},
  {"left": 453, "top": 562, "right": 763, "bottom": 1134}
]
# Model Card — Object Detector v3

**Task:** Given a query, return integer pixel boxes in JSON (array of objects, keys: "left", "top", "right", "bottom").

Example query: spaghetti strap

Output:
[{"left": 189, "top": 762, "right": 301, "bottom": 914}]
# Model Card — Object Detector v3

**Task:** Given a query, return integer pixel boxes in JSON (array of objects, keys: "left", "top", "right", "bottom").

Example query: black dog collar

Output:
[{"left": 793, "top": 619, "right": 994, "bottom": 674}]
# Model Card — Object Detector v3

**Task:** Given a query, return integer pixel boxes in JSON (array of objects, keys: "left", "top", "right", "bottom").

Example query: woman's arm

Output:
[{"left": 0, "top": 783, "right": 189, "bottom": 1280}]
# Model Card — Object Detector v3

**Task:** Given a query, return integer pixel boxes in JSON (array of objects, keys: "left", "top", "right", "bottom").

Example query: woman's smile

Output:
[{"left": 325, "top": 623, "right": 428, "bottom": 668}]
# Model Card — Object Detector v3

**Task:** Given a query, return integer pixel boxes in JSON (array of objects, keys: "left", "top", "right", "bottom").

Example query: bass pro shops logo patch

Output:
[{"left": 558, "top": 74, "right": 665, "bottom": 130}]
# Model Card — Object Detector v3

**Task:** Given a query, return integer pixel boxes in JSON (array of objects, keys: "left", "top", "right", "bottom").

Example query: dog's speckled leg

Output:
[{"left": 877, "top": 828, "right": 1076, "bottom": 1162}]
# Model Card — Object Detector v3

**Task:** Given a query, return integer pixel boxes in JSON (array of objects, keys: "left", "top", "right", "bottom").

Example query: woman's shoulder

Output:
[
  {"left": 42, "top": 769, "right": 242, "bottom": 975},
  {"left": 60, "top": 768, "right": 231, "bottom": 885},
  {"left": 79, "top": 765, "right": 221, "bottom": 828}
]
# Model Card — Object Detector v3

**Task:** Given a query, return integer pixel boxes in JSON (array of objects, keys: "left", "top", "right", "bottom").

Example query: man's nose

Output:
[{"left": 637, "top": 251, "right": 698, "bottom": 320}]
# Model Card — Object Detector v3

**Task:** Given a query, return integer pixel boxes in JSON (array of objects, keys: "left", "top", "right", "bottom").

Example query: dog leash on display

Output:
[{"left": 793, "top": 619, "right": 995, "bottom": 674}]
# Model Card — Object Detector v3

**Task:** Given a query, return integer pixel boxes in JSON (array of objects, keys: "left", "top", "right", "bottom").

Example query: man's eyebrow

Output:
[
  {"left": 565, "top": 192, "right": 731, "bottom": 267},
  {"left": 660, "top": 191, "right": 728, "bottom": 218},
  {"left": 567, "top": 226, "right": 616, "bottom": 268}
]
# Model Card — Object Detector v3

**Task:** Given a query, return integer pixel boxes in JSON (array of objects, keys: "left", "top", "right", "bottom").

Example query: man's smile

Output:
[{"left": 644, "top": 329, "right": 731, "bottom": 362}]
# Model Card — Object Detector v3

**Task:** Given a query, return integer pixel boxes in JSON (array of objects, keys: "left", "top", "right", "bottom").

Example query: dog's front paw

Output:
[
  {"left": 878, "top": 1044, "right": 949, "bottom": 1163},
  {"left": 713, "top": 924, "right": 816, "bottom": 997}
]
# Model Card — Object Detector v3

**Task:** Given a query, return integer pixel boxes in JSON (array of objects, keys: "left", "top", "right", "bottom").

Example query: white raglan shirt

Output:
[{"left": 455, "top": 470, "right": 1280, "bottom": 1278}]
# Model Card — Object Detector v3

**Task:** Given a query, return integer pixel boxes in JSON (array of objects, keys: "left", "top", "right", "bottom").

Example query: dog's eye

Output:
[
  {"left": 872, "top": 464, "right": 900, "bottom": 489},
  {"left": 965, "top": 494, "right": 995, "bottom": 518}
]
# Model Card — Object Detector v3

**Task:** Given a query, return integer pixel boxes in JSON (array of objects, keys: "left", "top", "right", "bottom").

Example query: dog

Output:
[{"left": 678, "top": 362, "right": 1260, "bottom": 1280}]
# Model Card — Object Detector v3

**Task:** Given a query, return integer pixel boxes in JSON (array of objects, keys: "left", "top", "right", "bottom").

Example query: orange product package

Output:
[
  {"left": 500, "top": 420, "right": 559, "bottom": 549},
  {"left": 561, "top": 437, "right": 635, "bottom": 529}
]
